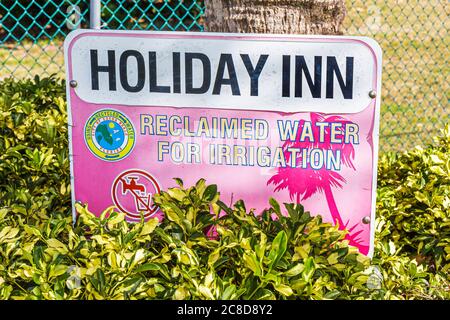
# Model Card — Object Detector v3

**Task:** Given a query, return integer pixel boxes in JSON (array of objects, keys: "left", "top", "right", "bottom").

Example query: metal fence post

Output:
[{"left": 90, "top": 0, "right": 101, "bottom": 29}]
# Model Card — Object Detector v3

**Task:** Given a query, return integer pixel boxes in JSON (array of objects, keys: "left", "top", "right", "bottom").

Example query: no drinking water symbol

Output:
[{"left": 112, "top": 169, "right": 161, "bottom": 220}]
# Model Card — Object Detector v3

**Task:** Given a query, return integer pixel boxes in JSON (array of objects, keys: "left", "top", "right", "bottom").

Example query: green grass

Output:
[
  {"left": 0, "top": 39, "right": 64, "bottom": 81},
  {"left": 0, "top": 0, "right": 448, "bottom": 151}
]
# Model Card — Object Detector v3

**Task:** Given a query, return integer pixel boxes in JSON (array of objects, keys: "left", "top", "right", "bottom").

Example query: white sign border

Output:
[{"left": 64, "top": 30, "right": 382, "bottom": 257}]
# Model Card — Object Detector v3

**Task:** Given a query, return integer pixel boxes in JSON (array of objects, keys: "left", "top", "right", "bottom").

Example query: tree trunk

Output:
[{"left": 204, "top": 0, "right": 346, "bottom": 35}]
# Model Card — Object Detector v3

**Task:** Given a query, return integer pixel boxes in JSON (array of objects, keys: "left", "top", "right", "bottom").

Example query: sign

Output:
[{"left": 65, "top": 30, "right": 382, "bottom": 256}]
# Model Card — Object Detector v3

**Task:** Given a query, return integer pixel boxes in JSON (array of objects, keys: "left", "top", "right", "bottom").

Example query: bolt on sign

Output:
[{"left": 64, "top": 30, "right": 382, "bottom": 256}]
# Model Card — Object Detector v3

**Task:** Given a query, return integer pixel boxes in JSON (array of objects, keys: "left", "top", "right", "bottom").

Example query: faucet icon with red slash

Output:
[{"left": 120, "top": 176, "right": 153, "bottom": 212}]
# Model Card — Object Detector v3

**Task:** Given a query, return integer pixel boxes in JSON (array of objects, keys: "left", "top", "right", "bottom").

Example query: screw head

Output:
[
  {"left": 362, "top": 216, "right": 371, "bottom": 224},
  {"left": 69, "top": 80, "right": 78, "bottom": 88},
  {"left": 369, "top": 90, "right": 377, "bottom": 99}
]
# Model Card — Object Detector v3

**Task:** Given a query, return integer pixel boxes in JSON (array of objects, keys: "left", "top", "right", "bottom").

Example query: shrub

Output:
[
  {"left": 376, "top": 125, "right": 449, "bottom": 272},
  {"left": 0, "top": 76, "right": 70, "bottom": 225},
  {"left": 0, "top": 77, "right": 448, "bottom": 300}
]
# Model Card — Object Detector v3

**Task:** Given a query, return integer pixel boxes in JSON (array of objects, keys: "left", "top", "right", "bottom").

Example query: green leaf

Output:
[
  {"left": 208, "top": 249, "right": 221, "bottom": 267},
  {"left": 274, "top": 283, "right": 293, "bottom": 297},
  {"left": 135, "top": 263, "right": 160, "bottom": 273},
  {"left": 107, "top": 211, "right": 125, "bottom": 226},
  {"left": 221, "top": 285, "right": 236, "bottom": 300},
  {"left": 284, "top": 264, "right": 304, "bottom": 277},
  {"left": 323, "top": 290, "right": 341, "bottom": 300},
  {"left": 49, "top": 264, "right": 68, "bottom": 278},
  {"left": 140, "top": 218, "right": 159, "bottom": 236},
  {"left": 173, "top": 286, "right": 188, "bottom": 300},
  {"left": 167, "top": 188, "right": 186, "bottom": 202},
  {"left": 198, "top": 285, "right": 215, "bottom": 300},
  {"left": 302, "top": 257, "right": 316, "bottom": 282},
  {"left": 0, "top": 227, "right": 19, "bottom": 242},
  {"left": 269, "top": 197, "right": 281, "bottom": 216},
  {"left": 0, "top": 209, "right": 8, "bottom": 220},
  {"left": 173, "top": 178, "right": 184, "bottom": 187},
  {"left": 243, "top": 252, "right": 262, "bottom": 277},
  {"left": 327, "top": 253, "right": 339, "bottom": 265},
  {"left": 24, "top": 225, "right": 42, "bottom": 237},
  {"left": 284, "top": 203, "right": 301, "bottom": 223},
  {"left": 268, "top": 231, "right": 288, "bottom": 270},
  {"left": 203, "top": 184, "right": 218, "bottom": 202},
  {"left": 253, "top": 289, "right": 276, "bottom": 300},
  {"left": 46, "top": 238, "right": 68, "bottom": 254}
]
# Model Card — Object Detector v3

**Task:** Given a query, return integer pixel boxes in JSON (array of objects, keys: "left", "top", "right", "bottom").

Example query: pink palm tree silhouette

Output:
[{"left": 268, "top": 113, "right": 368, "bottom": 254}]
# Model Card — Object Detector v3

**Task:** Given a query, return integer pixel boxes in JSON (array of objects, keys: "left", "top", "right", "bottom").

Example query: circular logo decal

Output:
[
  {"left": 84, "top": 109, "right": 135, "bottom": 162},
  {"left": 112, "top": 169, "right": 161, "bottom": 220}
]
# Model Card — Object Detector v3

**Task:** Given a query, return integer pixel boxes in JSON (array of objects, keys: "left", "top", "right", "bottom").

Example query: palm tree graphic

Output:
[{"left": 268, "top": 113, "right": 368, "bottom": 254}]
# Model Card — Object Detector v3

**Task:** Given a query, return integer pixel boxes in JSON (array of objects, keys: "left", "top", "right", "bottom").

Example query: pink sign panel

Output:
[{"left": 64, "top": 30, "right": 382, "bottom": 256}]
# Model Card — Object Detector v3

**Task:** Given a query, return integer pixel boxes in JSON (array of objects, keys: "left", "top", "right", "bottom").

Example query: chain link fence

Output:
[
  {"left": 344, "top": 0, "right": 449, "bottom": 151},
  {"left": 0, "top": 0, "right": 448, "bottom": 151}
]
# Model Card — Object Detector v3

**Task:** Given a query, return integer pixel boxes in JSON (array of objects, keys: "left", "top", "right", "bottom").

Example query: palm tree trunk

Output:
[
  {"left": 204, "top": 0, "right": 347, "bottom": 35},
  {"left": 323, "top": 183, "right": 345, "bottom": 228}
]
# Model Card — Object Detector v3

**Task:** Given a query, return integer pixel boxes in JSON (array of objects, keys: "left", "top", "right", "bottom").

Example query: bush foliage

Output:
[
  {"left": 0, "top": 77, "right": 448, "bottom": 300},
  {"left": 377, "top": 126, "right": 449, "bottom": 272}
]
